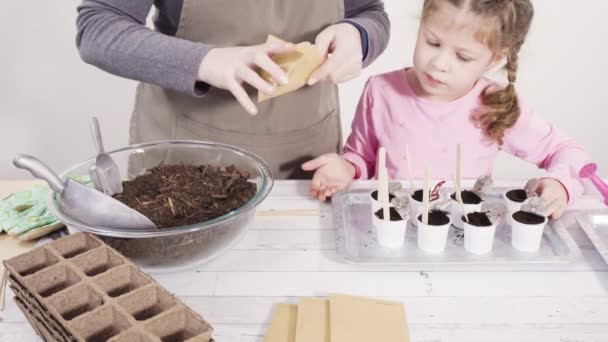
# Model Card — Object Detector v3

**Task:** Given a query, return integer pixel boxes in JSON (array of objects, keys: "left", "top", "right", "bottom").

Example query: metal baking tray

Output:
[
  {"left": 577, "top": 212, "right": 608, "bottom": 265},
  {"left": 333, "top": 188, "right": 584, "bottom": 270}
]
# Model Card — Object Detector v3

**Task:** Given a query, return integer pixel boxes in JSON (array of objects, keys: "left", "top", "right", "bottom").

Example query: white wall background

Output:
[{"left": 1, "top": 0, "right": 607, "bottom": 181}]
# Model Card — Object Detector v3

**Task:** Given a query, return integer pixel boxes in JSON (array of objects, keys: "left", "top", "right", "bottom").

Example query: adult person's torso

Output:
[
  {"left": 172, "top": 0, "right": 344, "bottom": 134},
  {"left": 131, "top": 0, "right": 345, "bottom": 179}
]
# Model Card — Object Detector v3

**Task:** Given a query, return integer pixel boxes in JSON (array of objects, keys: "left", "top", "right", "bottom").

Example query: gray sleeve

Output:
[
  {"left": 76, "top": 0, "right": 210, "bottom": 96},
  {"left": 343, "top": 0, "right": 391, "bottom": 67}
]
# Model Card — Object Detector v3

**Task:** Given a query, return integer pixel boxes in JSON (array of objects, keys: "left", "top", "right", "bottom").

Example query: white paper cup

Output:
[
  {"left": 450, "top": 200, "right": 483, "bottom": 230},
  {"left": 503, "top": 189, "right": 527, "bottom": 214},
  {"left": 409, "top": 191, "right": 440, "bottom": 227},
  {"left": 370, "top": 190, "right": 394, "bottom": 223},
  {"left": 372, "top": 209, "right": 407, "bottom": 248},
  {"left": 510, "top": 211, "right": 548, "bottom": 252},
  {"left": 416, "top": 213, "right": 451, "bottom": 253},
  {"left": 463, "top": 217, "right": 498, "bottom": 254}
]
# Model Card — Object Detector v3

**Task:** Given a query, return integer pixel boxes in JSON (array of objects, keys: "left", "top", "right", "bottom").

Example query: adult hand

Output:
[
  {"left": 198, "top": 42, "right": 295, "bottom": 115},
  {"left": 308, "top": 23, "right": 363, "bottom": 86}
]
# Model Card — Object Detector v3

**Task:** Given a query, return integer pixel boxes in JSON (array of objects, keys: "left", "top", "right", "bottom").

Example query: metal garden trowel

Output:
[{"left": 13, "top": 154, "right": 157, "bottom": 230}]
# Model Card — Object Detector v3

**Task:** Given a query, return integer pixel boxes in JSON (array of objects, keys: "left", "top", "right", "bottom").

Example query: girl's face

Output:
[{"left": 412, "top": 2, "right": 504, "bottom": 101}]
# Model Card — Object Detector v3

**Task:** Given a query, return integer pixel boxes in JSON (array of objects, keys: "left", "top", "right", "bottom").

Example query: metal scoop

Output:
[
  {"left": 13, "top": 154, "right": 157, "bottom": 230},
  {"left": 89, "top": 117, "right": 123, "bottom": 195}
]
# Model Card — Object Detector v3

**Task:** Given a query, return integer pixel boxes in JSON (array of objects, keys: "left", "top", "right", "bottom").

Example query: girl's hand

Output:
[
  {"left": 307, "top": 23, "right": 363, "bottom": 86},
  {"left": 301, "top": 154, "right": 356, "bottom": 201},
  {"left": 198, "top": 42, "right": 295, "bottom": 115},
  {"left": 525, "top": 178, "right": 568, "bottom": 219}
]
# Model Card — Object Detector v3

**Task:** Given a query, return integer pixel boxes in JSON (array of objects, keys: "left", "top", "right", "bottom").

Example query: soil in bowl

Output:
[
  {"left": 506, "top": 189, "right": 527, "bottom": 203},
  {"left": 450, "top": 190, "right": 482, "bottom": 205},
  {"left": 374, "top": 207, "right": 403, "bottom": 221},
  {"left": 113, "top": 164, "right": 256, "bottom": 229},
  {"left": 463, "top": 212, "right": 492, "bottom": 227},
  {"left": 418, "top": 210, "right": 450, "bottom": 226},
  {"left": 512, "top": 211, "right": 546, "bottom": 225}
]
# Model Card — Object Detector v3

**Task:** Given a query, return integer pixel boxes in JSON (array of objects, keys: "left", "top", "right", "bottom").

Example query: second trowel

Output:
[{"left": 89, "top": 117, "right": 123, "bottom": 195}]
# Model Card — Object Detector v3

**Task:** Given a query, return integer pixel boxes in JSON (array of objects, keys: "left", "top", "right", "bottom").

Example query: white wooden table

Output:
[{"left": 1, "top": 180, "right": 608, "bottom": 341}]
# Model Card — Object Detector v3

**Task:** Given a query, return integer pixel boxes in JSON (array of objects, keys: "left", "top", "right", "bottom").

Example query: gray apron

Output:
[{"left": 129, "top": 0, "right": 344, "bottom": 179}]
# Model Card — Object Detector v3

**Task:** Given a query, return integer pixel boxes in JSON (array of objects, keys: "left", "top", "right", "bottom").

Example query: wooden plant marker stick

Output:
[
  {"left": 452, "top": 174, "right": 469, "bottom": 223},
  {"left": 422, "top": 167, "right": 430, "bottom": 225},
  {"left": 378, "top": 147, "right": 390, "bottom": 221},
  {"left": 405, "top": 144, "right": 415, "bottom": 194},
  {"left": 455, "top": 144, "right": 469, "bottom": 223},
  {"left": 0, "top": 268, "right": 7, "bottom": 312},
  {"left": 256, "top": 210, "right": 321, "bottom": 217}
]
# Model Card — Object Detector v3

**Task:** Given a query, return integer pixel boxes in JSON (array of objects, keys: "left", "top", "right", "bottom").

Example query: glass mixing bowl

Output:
[{"left": 46, "top": 140, "right": 273, "bottom": 273}]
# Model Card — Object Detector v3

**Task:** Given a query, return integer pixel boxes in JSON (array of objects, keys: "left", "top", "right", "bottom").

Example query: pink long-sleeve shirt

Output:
[{"left": 342, "top": 69, "right": 590, "bottom": 201}]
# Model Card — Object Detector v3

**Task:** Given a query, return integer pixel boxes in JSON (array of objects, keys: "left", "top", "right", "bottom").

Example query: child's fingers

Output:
[
  {"left": 551, "top": 207, "right": 567, "bottom": 220},
  {"left": 311, "top": 171, "right": 324, "bottom": 190},
  {"left": 318, "top": 192, "right": 328, "bottom": 202},
  {"left": 539, "top": 189, "right": 562, "bottom": 213},
  {"left": 317, "top": 180, "right": 327, "bottom": 201},
  {"left": 310, "top": 173, "right": 327, "bottom": 201},
  {"left": 524, "top": 178, "right": 540, "bottom": 195},
  {"left": 301, "top": 155, "right": 328, "bottom": 171},
  {"left": 318, "top": 179, "right": 328, "bottom": 194},
  {"left": 545, "top": 199, "right": 562, "bottom": 219},
  {"left": 324, "top": 188, "right": 333, "bottom": 198},
  {"left": 549, "top": 209, "right": 564, "bottom": 220}
]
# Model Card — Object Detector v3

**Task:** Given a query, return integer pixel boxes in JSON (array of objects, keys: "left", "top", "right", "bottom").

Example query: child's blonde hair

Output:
[{"left": 422, "top": 0, "right": 534, "bottom": 145}]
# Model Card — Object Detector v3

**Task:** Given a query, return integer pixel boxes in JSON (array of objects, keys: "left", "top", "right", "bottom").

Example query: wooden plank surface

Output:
[{"left": 0, "top": 180, "right": 607, "bottom": 341}]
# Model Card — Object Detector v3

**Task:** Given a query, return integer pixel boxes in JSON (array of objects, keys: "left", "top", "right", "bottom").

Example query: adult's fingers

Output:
[
  {"left": 253, "top": 52, "right": 288, "bottom": 85},
  {"left": 228, "top": 81, "right": 257, "bottom": 115},
  {"left": 308, "top": 55, "right": 339, "bottom": 86},
  {"left": 262, "top": 42, "right": 296, "bottom": 55},
  {"left": 314, "top": 29, "right": 333, "bottom": 60},
  {"left": 308, "top": 31, "right": 335, "bottom": 86},
  {"left": 329, "top": 57, "right": 361, "bottom": 83},
  {"left": 237, "top": 67, "right": 275, "bottom": 94}
]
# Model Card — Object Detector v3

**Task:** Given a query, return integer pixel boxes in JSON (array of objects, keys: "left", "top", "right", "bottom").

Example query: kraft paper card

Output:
[
  {"left": 329, "top": 294, "right": 409, "bottom": 342},
  {"left": 295, "top": 297, "right": 330, "bottom": 342},
  {"left": 258, "top": 35, "right": 323, "bottom": 102},
  {"left": 264, "top": 303, "right": 298, "bottom": 342}
]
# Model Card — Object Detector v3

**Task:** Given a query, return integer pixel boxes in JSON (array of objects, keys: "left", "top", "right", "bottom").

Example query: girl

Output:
[{"left": 301, "top": 0, "right": 589, "bottom": 219}]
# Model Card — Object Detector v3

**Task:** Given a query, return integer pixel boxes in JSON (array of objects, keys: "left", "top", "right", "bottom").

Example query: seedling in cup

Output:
[
  {"left": 510, "top": 196, "right": 548, "bottom": 252},
  {"left": 417, "top": 167, "right": 452, "bottom": 253},
  {"left": 463, "top": 208, "right": 503, "bottom": 255},
  {"left": 450, "top": 144, "right": 486, "bottom": 229},
  {"left": 373, "top": 148, "right": 407, "bottom": 248}
]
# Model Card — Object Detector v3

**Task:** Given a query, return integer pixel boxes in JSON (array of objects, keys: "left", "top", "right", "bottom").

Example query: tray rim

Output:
[
  {"left": 576, "top": 211, "right": 608, "bottom": 265},
  {"left": 333, "top": 189, "right": 583, "bottom": 268}
]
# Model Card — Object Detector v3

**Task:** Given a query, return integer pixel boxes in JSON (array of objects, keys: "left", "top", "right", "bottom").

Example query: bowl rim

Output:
[{"left": 46, "top": 139, "right": 274, "bottom": 238}]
